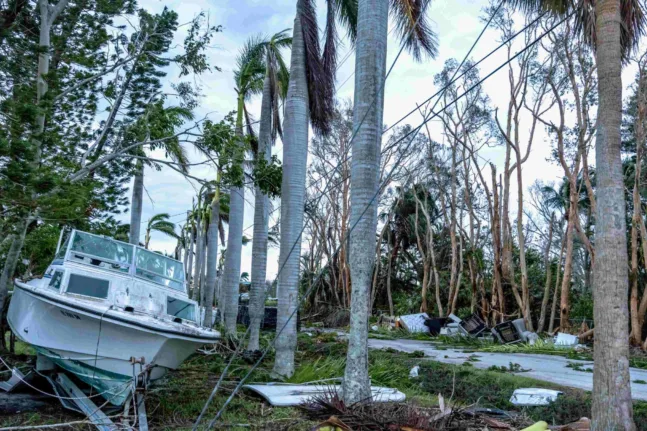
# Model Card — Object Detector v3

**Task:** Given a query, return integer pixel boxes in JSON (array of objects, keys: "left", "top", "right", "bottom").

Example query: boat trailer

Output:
[{"left": 1, "top": 356, "right": 152, "bottom": 431}]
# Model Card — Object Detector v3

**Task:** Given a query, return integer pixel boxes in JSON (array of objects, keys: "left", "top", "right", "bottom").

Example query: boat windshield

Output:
[
  {"left": 69, "top": 231, "right": 134, "bottom": 273},
  {"left": 134, "top": 248, "right": 185, "bottom": 292}
]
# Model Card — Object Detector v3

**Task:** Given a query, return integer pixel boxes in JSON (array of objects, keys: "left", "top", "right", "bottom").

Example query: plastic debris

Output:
[
  {"left": 555, "top": 332, "right": 579, "bottom": 347},
  {"left": 510, "top": 388, "right": 562, "bottom": 406},
  {"left": 520, "top": 421, "right": 549, "bottom": 431},
  {"left": 370, "top": 325, "right": 379, "bottom": 331},
  {"left": 397, "top": 313, "right": 430, "bottom": 333},
  {"left": 409, "top": 366, "right": 420, "bottom": 378},
  {"left": 243, "top": 384, "right": 406, "bottom": 406}
]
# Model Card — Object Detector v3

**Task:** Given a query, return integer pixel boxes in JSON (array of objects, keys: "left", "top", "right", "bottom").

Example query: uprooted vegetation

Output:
[{"left": 2, "top": 332, "right": 647, "bottom": 430}]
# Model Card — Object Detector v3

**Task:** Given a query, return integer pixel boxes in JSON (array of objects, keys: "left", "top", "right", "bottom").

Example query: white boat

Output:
[{"left": 7, "top": 229, "right": 219, "bottom": 406}]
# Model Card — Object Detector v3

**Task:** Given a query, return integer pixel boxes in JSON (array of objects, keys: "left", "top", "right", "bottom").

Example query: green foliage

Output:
[
  {"left": 253, "top": 155, "right": 282, "bottom": 197},
  {"left": 418, "top": 360, "right": 647, "bottom": 428},
  {"left": 198, "top": 112, "right": 247, "bottom": 189}
]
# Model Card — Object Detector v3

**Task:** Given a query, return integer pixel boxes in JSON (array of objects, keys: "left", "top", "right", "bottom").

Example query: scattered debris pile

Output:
[
  {"left": 392, "top": 312, "right": 584, "bottom": 348},
  {"left": 301, "top": 390, "right": 591, "bottom": 431}
]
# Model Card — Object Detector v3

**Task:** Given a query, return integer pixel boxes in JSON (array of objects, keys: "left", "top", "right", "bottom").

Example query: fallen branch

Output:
[{"left": 578, "top": 328, "right": 594, "bottom": 341}]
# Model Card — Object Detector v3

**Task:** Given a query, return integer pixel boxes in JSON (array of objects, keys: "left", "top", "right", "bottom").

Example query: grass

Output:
[
  {"left": 3, "top": 329, "right": 647, "bottom": 430},
  {"left": 566, "top": 362, "right": 593, "bottom": 373},
  {"left": 417, "top": 360, "right": 647, "bottom": 430}
]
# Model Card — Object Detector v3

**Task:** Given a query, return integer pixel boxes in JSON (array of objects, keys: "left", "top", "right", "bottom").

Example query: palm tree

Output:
[
  {"left": 221, "top": 40, "right": 266, "bottom": 334},
  {"left": 128, "top": 105, "right": 193, "bottom": 245},
  {"left": 509, "top": 1, "right": 645, "bottom": 428},
  {"left": 343, "top": 0, "right": 436, "bottom": 403},
  {"left": 248, "top": 30, "right": 291, "bottom": 352},
  {"left": 144, "top": 213, "right": 179, "bottom": 249},
  {"left": 273, "top": 0, "right": 358, "bottom": 379}
]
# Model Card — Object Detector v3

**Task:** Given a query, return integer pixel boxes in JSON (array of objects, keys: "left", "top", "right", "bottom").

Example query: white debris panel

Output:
[{"left": 243, "top": 384, "right": 406, "bottom": 407}]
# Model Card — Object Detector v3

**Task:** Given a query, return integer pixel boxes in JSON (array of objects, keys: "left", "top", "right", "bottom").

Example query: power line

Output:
[
  {"left": 194, "top": 10, "right": 432, "bottom": 430},
  {"left": 204, "top": 1, "right": 560, "bottom": 426},
  {"left": 208, "top": 6, "right": 575, "bottom": 426},
  {"left": 384, "top": 9, "right": 548, "bottom": 134}
]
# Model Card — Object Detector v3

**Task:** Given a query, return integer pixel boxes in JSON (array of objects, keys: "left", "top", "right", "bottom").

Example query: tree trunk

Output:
[
  {"left": 591, "top": 1, "right": 634, "bottom": 429},
  {"left": 560, "top": 209, "right": 576, "bottom": 331},
  {"left": 447, "top": 145, "right": 458, "bottom": 312},
  {"left": 515, "top": 147, "right": 533, "bottom": 331},
  {"left": 0, "top": 1, "right": 68, "bottom": 315},
  {"left": 537, "top": 213, "right": 555, "bottom": 333},
  {"left": 248, "top": 72, "right": 272, "bottom": 351},
  {"left": 222, "top": 95, "right": 246, "bottom": 334},
  {"left": 0, "top": 221, "right": 29, "bottom": 317},
  {"left": 129, "top": 161, "right": 144, "bottom": 245},
  {"left": 342, "top": 0, "right": 387, "bottom": 404},
  {"left": 630, "top": 161, "right": 641, "bottom": 345},
  {"left": 186, "top": 219, "right": 195, "bottom": 289},
  {"left": 273, "top": 6, "right": 309, "bottom": 378},
  {"left": 549, "top": 228, "right": 565, "bottom": 334},
  {"left": 203, "top": 189, "right": 220, "bottom": 327},
  {"left": 386, "top": 230, "right": 395, "bottom": 317}
]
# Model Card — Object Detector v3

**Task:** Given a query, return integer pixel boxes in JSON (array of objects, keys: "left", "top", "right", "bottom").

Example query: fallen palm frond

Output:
[{"left": 301, "top": 388, "right": 438, "bottom": 431}]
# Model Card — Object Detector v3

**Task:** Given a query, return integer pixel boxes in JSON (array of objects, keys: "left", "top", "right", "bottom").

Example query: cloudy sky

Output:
[{"left": 127, "top": 0, "right": 636, "bottom": 280}]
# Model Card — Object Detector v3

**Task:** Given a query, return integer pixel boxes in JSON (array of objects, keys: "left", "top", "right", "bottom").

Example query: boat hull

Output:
[{"left": 8, "top": 284, "right": 211, "bottom": 405}]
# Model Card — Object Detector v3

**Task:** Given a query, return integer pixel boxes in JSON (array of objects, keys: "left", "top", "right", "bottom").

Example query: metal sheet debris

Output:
[
  {"left": 510, "top": 388, "right": 562, "bottom": 406},
  {"left": 243, "top": 384, "right": 406, "bottom": 406}
]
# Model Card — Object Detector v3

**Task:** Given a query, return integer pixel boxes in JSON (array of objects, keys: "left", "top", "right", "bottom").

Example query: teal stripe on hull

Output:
[{"left": 35, "top": 347, "right": 133, "bottom": 406}]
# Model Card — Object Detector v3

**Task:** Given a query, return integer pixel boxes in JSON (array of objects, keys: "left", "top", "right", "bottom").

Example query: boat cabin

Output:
[{"left": 43, "top": 229, "right": 198, "bottom": 325}]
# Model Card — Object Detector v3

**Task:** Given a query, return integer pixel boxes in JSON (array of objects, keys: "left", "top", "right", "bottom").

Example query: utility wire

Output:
[
  {"left": 204, "top": 1, "right": 559, "bottom": 427},
  {"left": 193, "top": 10, "right": 431, "bottom": 431}
]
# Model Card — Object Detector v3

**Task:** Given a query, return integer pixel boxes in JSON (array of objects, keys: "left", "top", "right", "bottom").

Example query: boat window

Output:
[
  {"left": 48, "top": 270, "right": 64, "bottom": 291},
  {"left": 55, "top": 232, "right": 71, "bottom": 260},
  {"left": 69, "top": 232, "right": 133, "bottom": 273},
  {"left": 167, "top": 297, "right": 196, "bottom": 322},
  {"left": 66, "top": 273, "right": 109, "bottom": 299},
  {"left": 135, "top": 248, "right": 185, "bottom": 292}
]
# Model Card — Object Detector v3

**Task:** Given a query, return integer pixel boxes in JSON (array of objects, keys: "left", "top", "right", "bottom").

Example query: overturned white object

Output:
[
  {"left": 409, "top": 365, "right": 420, "bottom": 378},
  {"left": 397, "top": 313, "right": 429, "bottom": 333},
  {"left": 554, "top": 332, "right": 579, "bottom": 347},
  {"left": 510, "top": 388, "right": 562, "bottom": 406},
  {"left": 243, "top": 384, "right": 406, "bottom": 407}
]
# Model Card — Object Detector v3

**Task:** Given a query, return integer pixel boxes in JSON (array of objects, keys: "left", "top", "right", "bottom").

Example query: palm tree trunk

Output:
[
  {"left": 222, "top": 97, "right": 246, "bottom": 334},
  {"left": 203, "top": 189, "right": 220, "bottom": 327},
  {"left": 248, "top": 73, "right": 273, "bottom": 351},
  {"left": 186, "top": 220, "right": 195, "bottom": 288},
  {"left": 342, "top": 0, "right": 388, "bottom": 404},
  {"left": 192, "top": 211, "right": 203, "bottom": 302},
  {"left": 591, "top": 1, "right": 634, "bottom": 428},
  {"left": 129, "top": 161, "right": 144, "bottom": 245},
  {"left": 272, "top": 6, "right": 309, "bottom": 378}
]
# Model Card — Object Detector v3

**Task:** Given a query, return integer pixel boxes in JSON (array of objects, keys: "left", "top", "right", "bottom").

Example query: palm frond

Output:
[
  {"left": 235, "top": 36, "right": 267, "bottom": 98},
  {"left": 620, "top": 0, "right": 646, "bottom": 58},
  {"left": 299, "top": 0, "right": 335, "bottom": 136},
  {"left": 332, "top": 0, "right": 358, "bottom": 43},
  {"left": 506, "top": 0, "right": 572, "bottom": 15},
  {"left": 243, "top": 103, "right": 259, "bottom": 156},
  {"left": 390, "top": 0, "right": 438, "bottom": 61},
  {"left": 164, "top": 140, "right": 190, "bottom": 174},
  {"left": 148, "top": 213, "right": 171, "bottom": 226}
]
